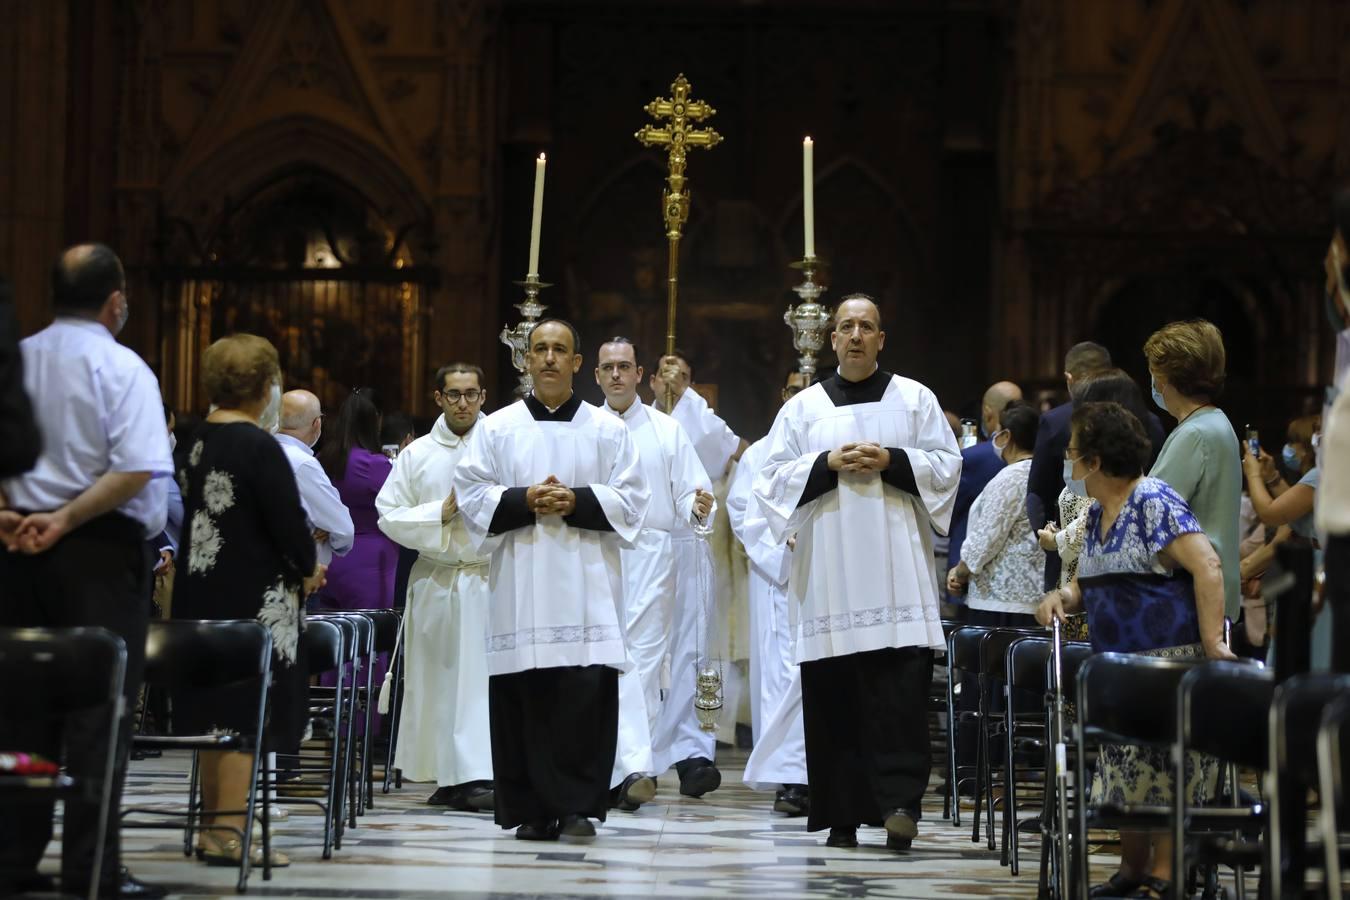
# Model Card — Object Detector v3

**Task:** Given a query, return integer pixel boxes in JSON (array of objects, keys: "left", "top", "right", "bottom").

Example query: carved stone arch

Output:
[{"left": 162, "top": 116, "right": 433, "bottom": 245}]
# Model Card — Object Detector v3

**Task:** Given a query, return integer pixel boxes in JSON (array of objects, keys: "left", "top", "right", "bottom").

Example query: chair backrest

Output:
[
  {"left": 1180, "top": 660, "right": 1272, "bottom": 768},
  {"left": 979, "top": 627, "right": 1044, "bottom": 678},
  {"left": 1320, "top": 695, "right": 1350, "bottom": 819},
  {"left": 354, "top": 609, "right": 400, "bottom": 653},
  {"left": 950, "top": 625, "right": 993, "bottom": 673},
  {"left": 1057, "top": 642, "right": 1095, "bottom": 693},
  {"left": 0, "top": 627, "right": 126, "bottom": 719},
  {"left": 1077, "top": 651, "right": 1203, "bottom": 746},
  {"left": 143, "top": 620, "right": 271, "bottom": 690},
  {"left": 1008, "top": 636, "right": 1053, "bottom": 693},
  {"left": 304, "top": 618, "right": 345, "bottom": 675},
  {"left": 310, "top": 613, "right": 359, "bottom": 664},
  {"left": 1273, "top": 673, "right": 1350, "bottom": 782}
]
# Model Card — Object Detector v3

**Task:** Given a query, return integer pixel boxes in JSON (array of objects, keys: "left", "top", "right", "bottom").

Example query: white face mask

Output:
[
  {"left": 1063, "top": 457, "right": 1089, "bottom": 498},
  {"left": 258, "top": 382, "right": 282, "bottom": 434}
]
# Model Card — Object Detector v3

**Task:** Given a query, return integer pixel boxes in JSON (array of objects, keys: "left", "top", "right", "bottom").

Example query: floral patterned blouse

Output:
[
  {"left": 961, "top": 459, "right": 1043, "bottom": 614},
  {"left": 1077, "top": 477, "right": 1205, "bottom": 654}
]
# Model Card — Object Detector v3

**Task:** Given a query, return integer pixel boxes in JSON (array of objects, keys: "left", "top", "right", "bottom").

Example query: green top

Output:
[{"left": 1149, "top": 406, "right": 1243, "bottom": 620}]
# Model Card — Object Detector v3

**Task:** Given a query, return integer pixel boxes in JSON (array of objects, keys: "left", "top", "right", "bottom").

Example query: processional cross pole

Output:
[
  {"left": 634, "top": 74, "right": 722, "bottom": 412},
  {"left": 635, "top": 74, "right": 724, "bottom": 732}
]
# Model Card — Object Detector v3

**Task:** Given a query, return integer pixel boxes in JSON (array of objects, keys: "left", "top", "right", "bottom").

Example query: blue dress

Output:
[{"left": 1077, "top": 477, "right": 1204, "bottom": 654}]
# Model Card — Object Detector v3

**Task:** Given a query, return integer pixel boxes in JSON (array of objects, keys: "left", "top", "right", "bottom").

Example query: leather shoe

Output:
[
  {"left": 614, "top": 772, "right": 656, "bottom": 811},
  {"left": 515, "top": 820, "right": 560, "bottom": 841},
  {"left": 463, "top": 781, "right": 495, "bottom": 812},
  {"left": 676, "top": 757, "right": 721, "bottom": 798},
  {"left": 113, "top": 868, "right": 167, "bottom": 899},
  {"left": 883, "top": 808, "right": 919, "bottom": 843},
  {"left": 427, "top": 785, "right": 463, "bottom": 806},
  {"left": 773, "top": 784, "right": 809, "bottom": 817},
  {"left": 825, "top": 826, "right": 858, "bottom": 848},
  {"left": 559, "top": 814, "right": 596, "bottom": 841}
]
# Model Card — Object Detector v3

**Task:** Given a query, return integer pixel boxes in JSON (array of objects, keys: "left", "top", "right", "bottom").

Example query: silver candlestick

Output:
[
  {"left": 784, "top": 257, "right": 830, "bottom": 377},
  {"left": 500, "top": 275, "right": 551, "bottom": 396}
]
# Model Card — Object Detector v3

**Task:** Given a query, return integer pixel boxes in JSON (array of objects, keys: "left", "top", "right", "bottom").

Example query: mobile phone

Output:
[{"left": 1245, "top": 425, "right": 1259, "bottom": 457}]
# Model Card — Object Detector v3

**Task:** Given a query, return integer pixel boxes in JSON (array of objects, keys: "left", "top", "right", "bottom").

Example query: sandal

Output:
[
  {"left": 199, "top": 836, "right": 290, "bottom": 868},
  {"left": 1088, "top": 871, "right": 1143, "bottom": 898},
  {"left": 1126, "top": 876, "right": 1170, "bottom": 899}
]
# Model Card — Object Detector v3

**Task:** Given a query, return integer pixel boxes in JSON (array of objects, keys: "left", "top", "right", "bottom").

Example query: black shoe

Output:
[
  {"left": 825, "top": 826, "right": 858, "bottom": 848},
  {"left": 515, "top": 820, "right": 560, "bottom": 841},
  {"left": 883, "top": 808, "right": 919, "bottom": 844},
  {"left": 1088, "top": 871, "right": 1144, "bottom": 898},
  {"left": 772, "top": 784, "right": 809, "bottom": 817},
  {"left": 112, "top": 868, "right": 167, "bottom": 899},
  {"left": 427, "top": 785, "right": 462, "bottom": 806},
  {"left": 613, "top": 772, "right": 656, "bottom": 811},
  {"left": 559, "top": 814, "right": 596, "bottom": 841},
  {"left": 463, "top": 781, "right": 495, "bottom": 812},
  {"left": 4, "top": 873, "right": 56, "bottom": 894},
  {"left": 676, "top": 757, "right": 722, "bottom": 798}
]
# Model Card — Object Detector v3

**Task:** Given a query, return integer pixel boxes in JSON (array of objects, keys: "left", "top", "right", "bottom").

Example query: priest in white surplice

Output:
[
  {"left": 754, "top": 295, "right": 961, "bottom": 852},
  {"left": 649, "top": 353, "right": 747, "bottom": 794},
  {"left": 375, "top": 363, "right": 494, "bottom": 813},
  {"left": 455, "top": 320, "right": 649, "bottom": 843},
  {"left": 594, "top": 337, "right": 715, "bottom": 811},
  {"left": 730, "top": 370, "right": 810, "bottom": 818}
]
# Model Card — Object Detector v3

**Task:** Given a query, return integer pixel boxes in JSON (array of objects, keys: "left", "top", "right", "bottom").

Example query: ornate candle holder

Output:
[
  {"left": 499, "top": 275, "right": 551, "bottom": 396},
  {"left": 784, "top": 257, "right": 830, "bottom": 377}
]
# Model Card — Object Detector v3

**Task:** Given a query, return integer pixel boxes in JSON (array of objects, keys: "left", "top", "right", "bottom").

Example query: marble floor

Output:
[{"left": 64, "top": 751, "right": 1116, "bottom": 899}]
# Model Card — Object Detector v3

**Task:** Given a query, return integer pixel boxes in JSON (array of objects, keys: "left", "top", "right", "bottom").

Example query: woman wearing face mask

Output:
[
  {"left": 172, "top": 334, "right": 326, "bottom": 867},
  {"left": 946, "top": 402, "right": 1043, "bottom": 625},
  {"left": 1144, "top": 319, "right": 1243, "bottom": 631},
  {"left": 1243, "top": 414, "right": 1320, "bottom": 540},
  {"left": 1038, "top": 369, "right": 1160, "bottom": 641},
  {"left": 1036, "top": 401, "right": 1234, "bottom": 900}
]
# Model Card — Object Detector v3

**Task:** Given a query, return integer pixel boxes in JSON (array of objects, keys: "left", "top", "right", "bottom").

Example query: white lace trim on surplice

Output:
[
  {"left": 487, "top": 624, "right": 623, "bottom": 653},
  {"left": 799, "top": 603, "right": 939, "bottom": 638}
]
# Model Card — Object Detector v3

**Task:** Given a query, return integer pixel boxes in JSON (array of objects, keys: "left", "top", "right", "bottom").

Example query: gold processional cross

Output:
[{"left": 634, "top": 74, "right": 722, "bottom": 406}]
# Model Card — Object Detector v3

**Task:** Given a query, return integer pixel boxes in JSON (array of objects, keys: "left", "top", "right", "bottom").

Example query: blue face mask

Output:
[
  {"left": 1063, "top": 457, "right": 1089, "bottom": 498},
  {"left": 1282, "top": 443, "right": 1300, "bottom": 472},
  {"left": 1150, "top": 376, "right": 1167, "bottom": 413}
]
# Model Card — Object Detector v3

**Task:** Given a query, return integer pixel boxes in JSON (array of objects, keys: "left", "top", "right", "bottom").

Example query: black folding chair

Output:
[
  {"left": 947, "top": 624, "right": 992, "bottom": 829},
  {"left": 1268, "top": 673, "right": 1350, "bottom": 900},
  {"left": 275, "top": 616, "right": 347, "bottom": 858},
  {"left": 122, "top": 619, "right": 273, "bottom": 893},
  {"left": 0, "top": 627, "right": 127, "bottom": 900},
  {"left": 1040, "top": 623, "right": 1094, "bottom": 900},
  {"left": 1318, "top": 694, "right": 1350, "bottom": 900},
  {"left": 353, "top": 608, "right": 401, "bottom": 807},
  {"left": 973, "top": 626, "right": 1042, "bottom": 849},
  {"left": 1073, "top": 652, "right": 1205, "bottom": 900},
  {"left": 1003, "top": 634, "right": 1065, "bottom": 875},
  {"left": 1173, "top": 660, "right": 1271, "bottom": 900}
]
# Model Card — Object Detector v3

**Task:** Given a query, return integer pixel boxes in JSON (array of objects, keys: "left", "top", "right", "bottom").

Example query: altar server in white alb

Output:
[
  {"left": 648, "top": 352, "right": 745, "bottom": 795},
  {"left": 455, "top": 320, "right": 649, "bottom": 843},
  {"left": 754, "top": 294, "right": 961, "bottom": 853},
  {"left": 375, "top": 363, "right": 494, "bottom": 813},
  {"left": 731, "top": 370, "right": 810, "bottom": 818},
  {"left": 595, "top": 337, "right": 715, "bottom": 811}
]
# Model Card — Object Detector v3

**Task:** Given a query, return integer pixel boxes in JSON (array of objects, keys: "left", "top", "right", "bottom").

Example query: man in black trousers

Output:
[{"left": 0, "top": 245, "right": 172, "bottom": 898}]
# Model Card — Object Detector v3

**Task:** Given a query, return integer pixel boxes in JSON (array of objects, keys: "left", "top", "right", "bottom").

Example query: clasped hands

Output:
[
  {"left": 0, "top": 508, "right": 71, "bottom": 555},
  {"left": 827, "top": 442, "right": 890, "bottom": 473},
  {"left": 527, "top": 475, "right": 577, "bottom": 517}
]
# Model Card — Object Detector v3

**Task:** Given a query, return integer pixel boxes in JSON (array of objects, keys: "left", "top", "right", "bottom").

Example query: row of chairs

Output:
[
  {"left": 0, "top": 609, "right": 406, "bottom": 895},
  {"left": 939, "top": 616, "right": 1350, "bottom": 900}
]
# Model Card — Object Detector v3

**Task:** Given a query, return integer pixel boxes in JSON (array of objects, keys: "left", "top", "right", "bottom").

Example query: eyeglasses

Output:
[
  {"left": 439, "top": 389, "right": 482, "bottom": 404},
  {"left": 1064, "top": 445, "right": 1082, "bottom": 459}
]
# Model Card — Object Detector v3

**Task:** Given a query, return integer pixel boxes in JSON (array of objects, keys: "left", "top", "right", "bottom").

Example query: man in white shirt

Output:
[
  {"left": 376, "top": 363, "right": 494, "bottom": 812},
  {"left": 275, "top": 390, "right": 354, "bottom": 566},
  {"left": 649, "top": 352, "right": 748, "bottom": 793},
  {"left": 730, "top": 370, "right": 810, "bottom": 816},
  {"left": 455, "top": 320, "right": 649, "bottom": 842},
  {"left": 0, "top": 244, "right": 172, "bottom": 899},
  {"left": 755, "top": 295, "right": 961, "bottom": 852},
  {"left": 595, "top": 338, "right": 714, "bottom": 810}
]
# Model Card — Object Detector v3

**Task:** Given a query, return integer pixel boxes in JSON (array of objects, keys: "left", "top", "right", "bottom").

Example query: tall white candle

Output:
[
  {"left": 527, "top": 153, "right": 546, "bottom": 277},
  {"left": 802, "top": 137, "right": 815, "bottom": 259}
]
